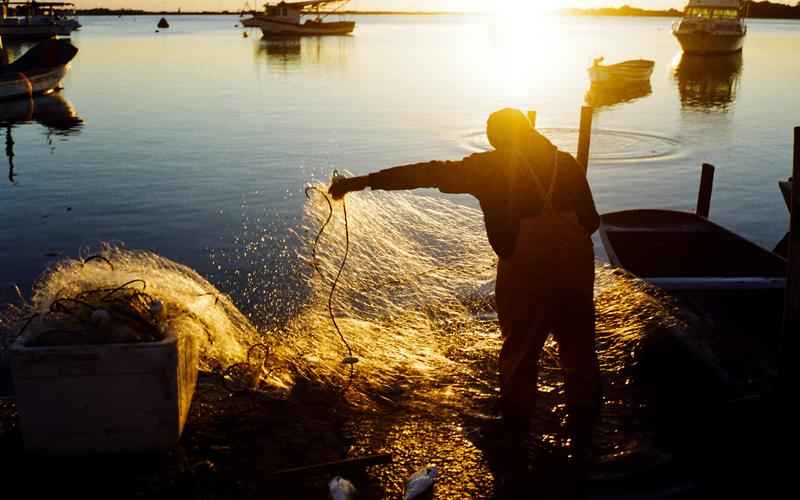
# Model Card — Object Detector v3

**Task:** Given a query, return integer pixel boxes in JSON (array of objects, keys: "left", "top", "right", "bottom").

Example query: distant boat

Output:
[
  {"left": 0, "top": 1, "right": 81, "bottom": 40},
  {"left": 0, "top": 38, "right": 77, "bottom": 101},
  {"left": 588, "top": 58, "right": 655, "bottom": 86},
  {"left": 673, "top": 0, "right": 747, "bottom": 55},
  {"left": 242, "top": 1, "right": 356, "bottom": 36}
]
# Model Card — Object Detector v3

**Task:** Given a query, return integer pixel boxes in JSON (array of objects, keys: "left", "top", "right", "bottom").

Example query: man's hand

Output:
[{"left": 329, "top": 176, "right": 368, "bottom": 200}]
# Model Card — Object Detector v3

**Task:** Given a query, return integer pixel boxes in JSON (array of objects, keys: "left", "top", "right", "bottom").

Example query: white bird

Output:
[
  {"left": 404, "top": 465, "right": 438, "bottom": 500},
  {"left": 329, "top": 476, "right": 357, "bottom": 500}
]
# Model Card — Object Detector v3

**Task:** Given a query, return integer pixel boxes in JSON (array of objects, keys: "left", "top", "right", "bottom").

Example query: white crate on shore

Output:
[{"left": 10, "top": 326, "right": 198, "bottom": 453}]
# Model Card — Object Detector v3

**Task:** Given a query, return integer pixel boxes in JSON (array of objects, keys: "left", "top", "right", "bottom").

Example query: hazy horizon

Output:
[{"left": 66, "top": 1, "right": 795, "bottom": 13}]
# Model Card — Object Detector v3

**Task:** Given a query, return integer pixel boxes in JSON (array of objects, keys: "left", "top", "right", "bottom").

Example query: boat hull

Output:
[
  {"left": 0, "top": 23, "right": 74, "bottom": 39},
  {"left": 600, "top": 209, "right": 786, "bottom": 292},
  {"left": 674, "top": 31, "right": 745, "bottom": 55},
  {"left": 258, "top": 19, "right": 355, "bottom": 36},
  {"left": 588, "top": 61, "right": 655, "bottom": 86},
  {"left": 240, "top": 16, "right": 261, "bottom": 28},
  {"left": 0, "top": 64, "right": 69, "bottom": 101}
]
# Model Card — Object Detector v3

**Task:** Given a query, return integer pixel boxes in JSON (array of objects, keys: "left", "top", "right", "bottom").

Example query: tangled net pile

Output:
[{"left": 1, "top": 247, "right": 261, "bottom": 374}]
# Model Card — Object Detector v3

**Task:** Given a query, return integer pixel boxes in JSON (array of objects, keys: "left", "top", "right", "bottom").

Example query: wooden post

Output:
[
  {"left": 783, "top": 128, "right": 800, "bottom": 389},
  {"left": 696, "top": 163, "right": 715, "bottom": 218},
  {"left": 0, "top": 34, "right": 7, "bottom": 66},
  {"left": 527, "top": 110, "right": 537, "bottom": 129},
  {"left": 577, "top": 106, "right": 593, "bottom": 171}
]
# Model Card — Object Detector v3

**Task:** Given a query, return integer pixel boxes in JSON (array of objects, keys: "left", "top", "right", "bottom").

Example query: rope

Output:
[{"left": 305, "top": 183, "right": 356, "bottom": 399}]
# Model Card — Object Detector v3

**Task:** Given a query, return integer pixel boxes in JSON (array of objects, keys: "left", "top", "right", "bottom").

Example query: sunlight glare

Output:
[{"left": 494, "top": 0, "right": 563, "bottom": 17}]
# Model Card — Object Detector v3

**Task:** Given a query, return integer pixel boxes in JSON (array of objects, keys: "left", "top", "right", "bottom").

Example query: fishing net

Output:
[{"left": 1, "top": 185, "right": 687, "bottom": 447}]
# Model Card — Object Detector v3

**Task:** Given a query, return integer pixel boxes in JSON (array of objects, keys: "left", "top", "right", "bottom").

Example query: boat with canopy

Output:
[
  {"left": 673, "top": 0, "right": 747, "bottom": 54},
  {"left": 0, "top": 1, "right": 80, "bottom": 39},
  {"left": 241, "top": 1, "right": 355, "bottom": 36}
]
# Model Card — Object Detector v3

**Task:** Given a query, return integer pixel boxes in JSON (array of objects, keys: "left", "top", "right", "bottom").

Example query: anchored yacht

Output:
[{"left": 673, "top": 0, "right": 747, "bottom": 55}]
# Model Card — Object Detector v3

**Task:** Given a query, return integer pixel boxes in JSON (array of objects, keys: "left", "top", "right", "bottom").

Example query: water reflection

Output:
[
  {"left": 673, "top": 52, "right": 743, "bottom": 111},
  {"left": 256, "top": 37, "right": 302, "bottom": 65},
  {"left": 1, "top": 92, "right": 83, "bottom": 184},
  {"left": 585, "top": 81, "right": 653, "bottom": 109},
  {"left": 253, "top": 35, "right": 351, "bottom": 71}
]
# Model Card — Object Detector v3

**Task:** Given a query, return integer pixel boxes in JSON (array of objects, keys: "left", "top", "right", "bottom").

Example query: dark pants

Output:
[{"left": 495, "top": 213, "right": 600, "bottom": 443}]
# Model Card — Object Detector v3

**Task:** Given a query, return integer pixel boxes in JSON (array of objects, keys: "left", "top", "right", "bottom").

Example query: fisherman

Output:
[{"left": 329, "top": 108, "right": 602, "bottom": 455}]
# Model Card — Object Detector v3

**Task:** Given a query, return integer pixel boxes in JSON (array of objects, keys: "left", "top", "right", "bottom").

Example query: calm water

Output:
[{"left": 2, "top": 14, "right": 799, "bottom": 303}]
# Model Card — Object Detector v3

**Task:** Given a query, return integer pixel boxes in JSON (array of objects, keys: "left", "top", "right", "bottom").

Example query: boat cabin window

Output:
[
  {"left": 266, "top": 4, "right": 290, "bottom": 17},
  {"left": 686, "top": 7, "right": 739, "bottom": 19}
]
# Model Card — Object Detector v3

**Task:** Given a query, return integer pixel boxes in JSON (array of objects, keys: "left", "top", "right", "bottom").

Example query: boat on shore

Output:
[
  {"left": 0, "top": 38, "right": 77, "bottom": 101},
  {"left": 242, "top": 1, "right": 355, "bottom": 36},
  {"left": 673, "top": 0, "right": 747, "bottom": 55},
  {"left": 588, "top": 58, "right": 655, "bottom": 86},
  {"left": 0, "top": 1, "right": 81, "bottom": 40}
]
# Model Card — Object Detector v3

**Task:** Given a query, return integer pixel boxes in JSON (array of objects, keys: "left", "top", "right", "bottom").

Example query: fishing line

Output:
[
  {"left": 304, "top": 184, "right": 355, "bottom": 363},
  {"left": 305, "top": 182, "right": 357, "bottom": 400}
]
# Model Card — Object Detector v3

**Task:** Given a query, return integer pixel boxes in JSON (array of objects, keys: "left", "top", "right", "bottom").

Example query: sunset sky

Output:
[{"left": 66, "top": 1, "right": 793, "bottom": 13}]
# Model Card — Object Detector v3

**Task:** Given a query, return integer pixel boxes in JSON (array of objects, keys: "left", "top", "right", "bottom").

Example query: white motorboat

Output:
[
  {"left": 588, "top": 58, "right": 655, "bottom": 86},
  {"left": 242, "top": 1, "right": 355, "bottom": 36},
  {"left": 1, "top": 1, "right": 80, "bottom": 40},
  {"left": 673, "top": 0, "right": 747, "bottom": 55},
  {"left": 0, "top": 38, "right": 77, "bottom": 100}
]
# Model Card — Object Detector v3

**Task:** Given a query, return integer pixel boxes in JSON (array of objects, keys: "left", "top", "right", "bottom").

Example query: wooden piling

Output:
[
  {"left": 577, "top": 106, "right": 593, "bottom": 171},
  {"left": 527, "top": 110, "right": 537, "bottom": 129},
  {"left": 0, "top": 34, "right": 7, "bottom": 66},
  {"left": 784, "top": 128, "right": 800, "bottom": 366},
  {"left": 696, "top": 163, "right": 715, "bottom": 218}
]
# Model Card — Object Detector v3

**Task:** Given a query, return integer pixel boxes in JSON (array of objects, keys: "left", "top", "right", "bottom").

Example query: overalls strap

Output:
[{"left": 518, "top": 147, "right": 559, "bottom": 215}]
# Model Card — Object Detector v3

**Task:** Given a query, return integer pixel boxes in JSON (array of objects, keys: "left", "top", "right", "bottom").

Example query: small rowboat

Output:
[
  {"left": 588, "top": 58, "right": 655, "bottom": 86},
  {"left": 0, "top": 38, "right": 77, "bottom": 101},
  {"left": 600, "top": 209, "right": 786, "bottom": 292}
]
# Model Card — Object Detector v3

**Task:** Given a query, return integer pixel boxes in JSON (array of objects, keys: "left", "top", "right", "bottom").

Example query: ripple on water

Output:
[{"left": 460, "top": 128, "right": 683, "bottom": 164}]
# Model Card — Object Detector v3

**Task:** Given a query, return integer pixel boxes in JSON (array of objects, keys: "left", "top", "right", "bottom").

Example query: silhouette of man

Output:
[{"left": 329, "top": 108, "right": 602, "bottom": 454}]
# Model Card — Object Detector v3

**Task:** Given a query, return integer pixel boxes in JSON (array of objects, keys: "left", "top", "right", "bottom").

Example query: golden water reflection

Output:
[
  {"left": 253, "top": 36, "right": 352, "bottom": 71},
  {"left": 585, "top": 81, "right": 653, "bottom": 109},
  {"left": 673, "top": 52, "right": 743, "bottom": 111}
]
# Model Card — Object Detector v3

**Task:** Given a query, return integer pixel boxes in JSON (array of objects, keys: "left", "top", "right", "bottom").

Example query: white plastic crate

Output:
[{"left": 11, "top": 326, "right": 198, "bottom": 453}]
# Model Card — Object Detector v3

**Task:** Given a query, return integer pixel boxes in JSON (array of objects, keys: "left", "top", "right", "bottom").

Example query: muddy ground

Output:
[{"left": 0, "top": 363, "right": 785, "bottom": 500}]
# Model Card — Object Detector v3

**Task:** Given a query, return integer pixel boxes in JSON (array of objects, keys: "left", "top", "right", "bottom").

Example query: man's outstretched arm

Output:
[{"left": 329, "top": 156, "right": 484, "bottom": 199}]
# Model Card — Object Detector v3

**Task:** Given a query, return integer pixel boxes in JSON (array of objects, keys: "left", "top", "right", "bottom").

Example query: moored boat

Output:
[
  {"left": 588, "top": 58, "right": 655, "bottom": 86},
  {"left": 242, "top": 1, "right": 355, "bottom": 36},
  {"left": 0, "top": 1, "right": 81, "bottom": 40},
  {"left": 673, "top": 0, "right": 747, "bottom": 55},
  {"left": 0, "top": 38, "right": 77, "bottom": 101},
  {"left": 600, "top": 209, "right": 786, "bottom": 292}
]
